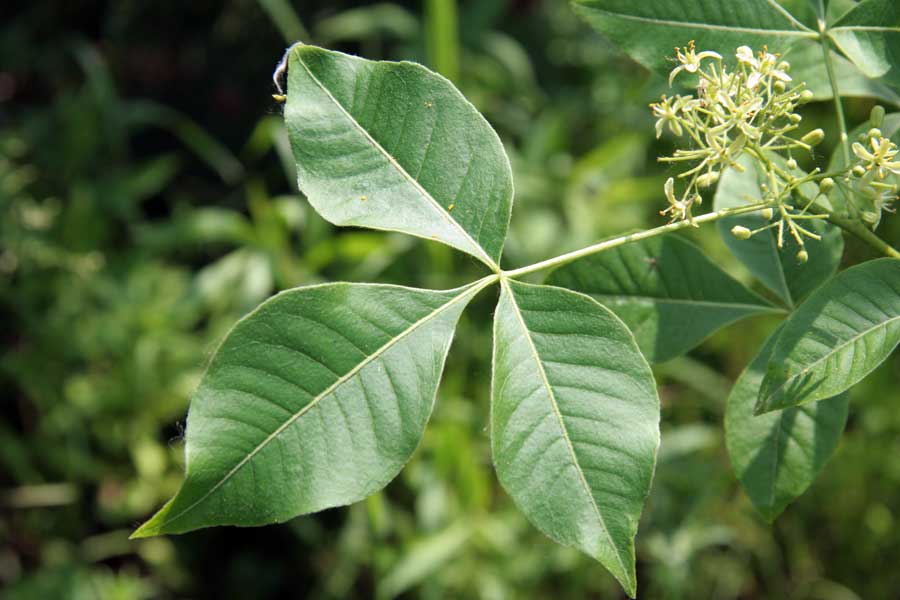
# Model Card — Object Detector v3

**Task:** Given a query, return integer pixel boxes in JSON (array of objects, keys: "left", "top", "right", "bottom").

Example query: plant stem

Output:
[
  {"left": 425, "top": 0, "right": 460, "bottom": 83},
  {"left": 817, "top": 14, "right": 851, "bottom": 167},
  {"left": 503, "top": 202, "right": 773, "bottom": 278},
  {"left": 822, "top": 212, "right": 900, "bottom": 258}
]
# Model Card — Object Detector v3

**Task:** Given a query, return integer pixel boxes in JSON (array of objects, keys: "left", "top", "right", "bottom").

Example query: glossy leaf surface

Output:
[
  {"left": 547, "top": 235, "right": 780, "bottom": 362},
  {"left": 786, "top": 39, "right": 900, "bottom": 106},
  {"left": 284, "top": 44, "right": 513, "bottom": 268},
  {"left": 572, "top": 0, "right": 815, "bottom": 77},
  {"left": 491, "top": 280, "right": 659, "bottom": 597},
  {"left": 758, "top": 259, "right": 900, "bottom": 412},
  {"left": 134, "top": 280, "right": 490, "bottom": 537},
  {"left": 726, "top": 327, "right": 849, "bottom": 521},
  {"left": 829, "top": 0, "right": 900, "bottom": 89}
]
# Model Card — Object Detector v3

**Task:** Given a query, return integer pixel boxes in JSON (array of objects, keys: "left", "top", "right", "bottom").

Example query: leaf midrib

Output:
[
  {"left": 587, "top": 293, "right": 779, "bottom": 312},
  {"left": 762, "top": 314, "right": 900, "bottom": 409},
  {"left": 830, "top": 26, "right": 900, "bottom": 33},
  {"left": 294, "top": 49, "right": 498, "bottom": 270},
  {"left": 502, "top": 280, "right": 630, "bottom": 582},
  {"left": 576, "top": 5, "right": 819, "bottom": 38},
  {"left": 155, "top": 280, "right": 486, "bottom": 530}
]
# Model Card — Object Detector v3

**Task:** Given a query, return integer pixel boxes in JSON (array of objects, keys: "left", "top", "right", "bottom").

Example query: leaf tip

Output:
[
  {"left": 130, "top": 497, "right": 179, "bottom": 539},
  {"left": 129, "top": 521, "right": 159, "bottom": 540},
  {"left": 751, "top": 501, "right": 781, "bottom": 524},
  {"left": 752, "top": 395, "right": 778, "bottom": 416}
]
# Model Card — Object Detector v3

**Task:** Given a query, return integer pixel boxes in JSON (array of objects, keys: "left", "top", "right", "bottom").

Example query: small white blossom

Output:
[
  {"left": 661, "top": 177, "right": 701, "bottom": 225},
  {"left": 735, "top": 46, "right": 758, "bottom": 68},
  {"left": 669, "top": 41, "right": 722, "bottom": 85},
  {"left": 650, "top": 95, "right": 683, "bottom": 138},
  {"left": 852, "top": 135, "right": 900, "bottom": 178}
]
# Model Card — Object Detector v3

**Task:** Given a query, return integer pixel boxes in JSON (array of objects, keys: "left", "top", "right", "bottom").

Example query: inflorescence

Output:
[{"left": 651, "top": 41, "right": 898, "bottom": 262}]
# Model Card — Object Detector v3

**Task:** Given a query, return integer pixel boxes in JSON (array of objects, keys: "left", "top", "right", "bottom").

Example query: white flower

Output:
[
  {"left": 669, "top": 41, "right": 722, "bottom": 85},
  {"left": 660, "top": 177, "right": 701, "bottom": 224},
  {"left": 650, "top": 95, "right": 683, "bottom": 138},
  {"left": 738, "top": 47, "right": 791, "bottom": 89},
  {"left": 759, "top": 52, "right": 792, "bottom": 83},
  {"left": 735, "top": 46, "right": 758, "bottom": 68},
  {"left": 852, "top": 135, "right": 900, "bottom": 178}
]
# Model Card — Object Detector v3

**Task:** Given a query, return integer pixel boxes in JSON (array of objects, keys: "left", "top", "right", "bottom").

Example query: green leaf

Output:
[
  {"left": 572, "top": 0, "right": 816, "bottom": 77},
  {"left": 546, "top": 235, "right": 780, "bottom": 362},
  {"left": 284, "top": 44, "right": 513, "bottom": 269},
  {"left": 828, "top": 0, "right": 900, "bottom": 89},
  {"left": 726, "top": 326, "right": 849, "bottom": 522},
  {"left": 491, "top": 280, "right": 659, "bottom": 597},
  {"left": 714, "top": 156, "right": 844, "bottom": 307},
  {"left": 132, "top": 278, "right": 492, "bottom": 538},
  {"left": 786, "top": 40, "right": 900, "bottom": 106},
  {"left": 758, "top": 258, "right": 900, "bottom": 413}
]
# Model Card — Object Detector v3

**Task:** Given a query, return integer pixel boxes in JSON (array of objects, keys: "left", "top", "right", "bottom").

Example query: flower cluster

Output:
[
  {"left": 651, "top": 42, "right": 823, "bottom": 229},
  {"left": 847, "top": 110, "right": 899, "bottom": 228}
]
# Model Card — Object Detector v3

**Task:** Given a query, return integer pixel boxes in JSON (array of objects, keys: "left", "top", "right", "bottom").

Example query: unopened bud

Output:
[
  {"left": 777, "top": 61, "right": 790, "bottom": 73},
  {"left": 774, "top": 80, "right": 786, "bottom": 93},
  {"left": 853, "top": 165, "right": 867, "bottom": 177},
  {"left": 786, "top": 158, "right": 798, "bottom": 170},
  {"left": 760, "top": 208, "right": 774, "bottom": 220},
  {"left": 871, "top": 105, "right": 886, "bottom": 128},
  {"left": 862, "top": 211, "right": 879, "bottom": 225},
  {"left": 868, "top": 128, "right": 882, "bottom": 139},
  {"left": 731, "top": 225, "right": 752, "bottom": 240},
  {"left": 789, "top": 113, "right": 803, "bottom": 123},
  {"left": 696, "top": 171, "right": 720, "bottom": 188},
  {"left": 802, "top": 129, "right": 825, "bottom": 146},
  {"left": 796, "top": 249, "right": 808, "bottom": 264},
  {"left": 798, "top": 90, "right": 815, "bottom": 104},
  {"left": 819, "top": 177, "right": 834, "bottom": 194}
]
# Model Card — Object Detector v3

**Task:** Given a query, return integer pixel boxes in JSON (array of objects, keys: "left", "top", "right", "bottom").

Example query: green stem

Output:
[
  {"left": 425, "top": 0, "right": 460, "bottom": 83},
  {"left": 503, "top": 202, "right": 773, "bottom": 278},
  {"left": 821, "top": 212, "right": 900, "bottom": 258},
  {"left": 817, "top": 14, "right": 851, "bottom": 167}
]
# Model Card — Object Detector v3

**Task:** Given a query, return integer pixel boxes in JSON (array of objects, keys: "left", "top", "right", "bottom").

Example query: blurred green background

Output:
[{"left": 2, "top": 1, "right": 899, "bottom": 598}]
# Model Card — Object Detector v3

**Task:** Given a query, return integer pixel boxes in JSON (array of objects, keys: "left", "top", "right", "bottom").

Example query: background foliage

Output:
[{"left": 2, "top": 1, "right": 899, "bottom": 598}]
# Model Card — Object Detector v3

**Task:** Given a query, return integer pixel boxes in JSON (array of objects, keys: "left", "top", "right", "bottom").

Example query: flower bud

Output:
[
  {"left": 868, "top": 128, "right": 882, "bottom": 140},
  {"left": 798, "top": 90, "right": 815, "bottom": 104},
  {"left": 696, "top": 171, "right": 720, "bottom": 188},
  {"left": 774, "top": 80, "right": 786, "bottom": 93},
  {"left": 796, "top": 249, "right": 808, "bottom": 264},
  {"left": 789, "top": 113, "right": 803, "bottom": 123},
  {"left": 760, "top": 208, "right": 774, "bottom": 220},
  {"left": 871, "top": 105, "right": 885, "bottom": 128},
  {"left": 786, "top": 158, "right": 798, "bottom": 170},
  {"left": 819, "top": 177, "right": 834, "bottom": 194},
  {"left": 853, "top": 165, "right": 867, "bottom": 177},
  {"left": 862, "top": 211, "right": 879, "bottom": 225},
  {"left": 731, "top": 225, "right": 752, "bottom": 240},
  {"left": 777, "top": 61, "right": 791, "bottom": 73},
  {"left": 801, "top": 128, "right": 825, "bottom": 146}
]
